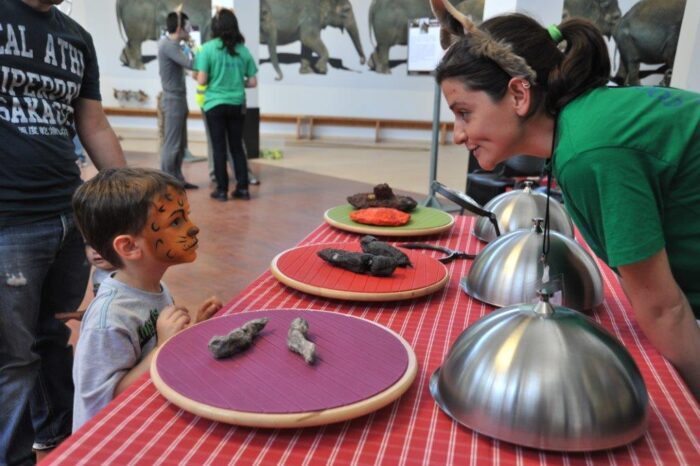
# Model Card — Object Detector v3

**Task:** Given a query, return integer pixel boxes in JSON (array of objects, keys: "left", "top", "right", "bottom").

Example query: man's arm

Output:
[
  {"left": 618, "top": 249, "right": 700, "bottom": 400},
  {"left": 245, "top": 76, "right": 258, "bottom": 88},
  {"left": 74, "top": 98, "right": 126, "bottom": 169}
]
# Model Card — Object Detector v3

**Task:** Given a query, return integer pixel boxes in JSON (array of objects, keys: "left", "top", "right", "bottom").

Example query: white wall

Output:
[{"left": 68, "top": 0, "right": 698, "bottom": 140}]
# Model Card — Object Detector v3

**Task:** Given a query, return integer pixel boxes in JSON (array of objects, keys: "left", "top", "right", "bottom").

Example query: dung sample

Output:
[
  {"left": 287, "top": 317, "right": 316, "bottom": 364},
  {"left": 317, "top": 248, "right": 398, "bottom": 276},
  {"left": 347, "top": 183, "right": 417, "bottom": 212},
  {"left": 360, "top": 235, "right": 413, "bottom": 267},
  {"left": 208, "top": 317, "right": 269, "bottom": 359}
]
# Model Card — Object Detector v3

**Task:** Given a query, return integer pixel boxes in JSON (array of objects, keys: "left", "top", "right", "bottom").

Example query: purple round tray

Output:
[{"left": 154, "top": 309, "right": 410, "bottom": 414}]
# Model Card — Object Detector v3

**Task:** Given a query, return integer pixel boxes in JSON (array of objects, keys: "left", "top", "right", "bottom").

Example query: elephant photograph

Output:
[
  {"left": 259, "top": 0, "right": 366, "bottom": 80},
  {"left": 563, "top": 0, "right": 687, "bottom": 86},
  {"left": 116, "top": 0, "right": 212, "bottom": 70},
  {"left": 367, "top": 0, "right": 483, "bottom": 74}
]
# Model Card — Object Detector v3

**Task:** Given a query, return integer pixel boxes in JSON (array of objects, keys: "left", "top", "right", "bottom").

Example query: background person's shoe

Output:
[
  {"left": 184, "top": 149, "right": 207, "bottom": 163},
  {"left": 183, "top": 182, "right": 199, "bottom": 190},
  {"left": 249, "top": 171, "right": 260, "bottom": 185},
  {"left": 210, "top": 190, "right": 227, "bottom": 201},
  {"left": 231, "top": 189, "right": 250, "bottom": 200}
]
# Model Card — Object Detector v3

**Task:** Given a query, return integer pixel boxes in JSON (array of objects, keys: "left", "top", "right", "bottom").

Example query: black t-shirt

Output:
[{"left": 0, "top": 0, "right": 101, "bottom": 226}]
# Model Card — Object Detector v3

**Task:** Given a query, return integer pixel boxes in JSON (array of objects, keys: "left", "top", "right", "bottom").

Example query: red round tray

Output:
[
  {"left": 151, "top": 309, "right": 417, "bottom": 428},
  {"left": 270, "top": 242, "right": 449, "bottom": 301}
]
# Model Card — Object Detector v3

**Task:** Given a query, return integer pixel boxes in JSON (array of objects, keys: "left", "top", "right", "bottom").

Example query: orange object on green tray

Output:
[{"left": 349, "top": 208, "right": 411, "bottom": 226}]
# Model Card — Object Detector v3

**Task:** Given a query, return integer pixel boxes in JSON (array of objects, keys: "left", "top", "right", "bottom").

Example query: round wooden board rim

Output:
[
  {"left": 323, "top": 206, "right": 455, "bottom": 237},
  {"left": 150, "top": 311, "right": 418, "bottom": 428},
  {"left": 269, "top": 248, "right": 449, "bottom": 302}
]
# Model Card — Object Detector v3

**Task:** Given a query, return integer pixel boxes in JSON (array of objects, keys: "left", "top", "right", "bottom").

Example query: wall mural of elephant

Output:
[
  {"left": 116, "top": 0, "right": 212, "bottom": 70},
  {"left": 613, "top": 0, "right": 686, "bottom": 86},
  {"left": 562, "top": 0, "right": 621, "bottom": 38},
  {"left": 259, "top": 0, "right": 366, "bottom": 79},
  {"left": 367, "top": 0, "right": 483, "bottom": 74}
]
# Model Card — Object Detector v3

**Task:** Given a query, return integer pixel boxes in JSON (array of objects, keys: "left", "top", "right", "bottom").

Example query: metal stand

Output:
[
  {"left": 422, "top": 81, "right": 461, "bottom": 213},
  {"left": 422, "top": 81, "right": 444, "bottom": 208}
]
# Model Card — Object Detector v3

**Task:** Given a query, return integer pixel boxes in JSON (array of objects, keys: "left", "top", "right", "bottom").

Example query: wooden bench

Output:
[{"left": 104, "top": 108, "right": 453, "bottom": 144}]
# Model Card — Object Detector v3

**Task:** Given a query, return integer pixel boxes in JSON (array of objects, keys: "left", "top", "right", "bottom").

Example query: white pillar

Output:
[
  {"left": 484, "top": 0, "right": 564, "bottom": 26},
  {"left": 671, "top": 1, "right": 700, "bottom": 92},
  {"left": 231, "top": 0, "right": 260, "bottom": 107}
]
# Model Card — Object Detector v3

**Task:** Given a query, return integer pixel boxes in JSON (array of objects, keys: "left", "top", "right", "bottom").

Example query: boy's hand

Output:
[
  {"left": 194, "top": 296, "right": 222, "bottom": 323},
  {"left": 156, "top": 305, "right": 191, "bottom": 345}
]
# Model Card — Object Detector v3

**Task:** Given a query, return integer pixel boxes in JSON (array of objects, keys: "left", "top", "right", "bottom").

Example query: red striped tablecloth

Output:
[{"left": 44, "top": 217, "right": 700, "bottom": 465}]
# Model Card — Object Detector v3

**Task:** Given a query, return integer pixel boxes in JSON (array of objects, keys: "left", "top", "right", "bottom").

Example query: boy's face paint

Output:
[{"left": 143, "top": 186, "right": 199, "bottom": 263}]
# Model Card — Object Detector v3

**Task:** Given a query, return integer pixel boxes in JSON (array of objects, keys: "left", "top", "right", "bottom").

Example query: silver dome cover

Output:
[
  {"left": 430, "top": 293, "right": 648, "bottom": 451},
  {"left": 463, "top": 219, "right": 603, "bottom": 311},
  {"left": 474, "top": 182, "right": 574, "bottom": 242}
]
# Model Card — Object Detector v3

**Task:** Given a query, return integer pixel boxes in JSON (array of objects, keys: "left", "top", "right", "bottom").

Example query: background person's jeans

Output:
[
  {"left": 205, "top": 104, "right": 249, "bottom": 193},
  {"left": 0, "top": 214, "right": 89, "bottom": 465}
]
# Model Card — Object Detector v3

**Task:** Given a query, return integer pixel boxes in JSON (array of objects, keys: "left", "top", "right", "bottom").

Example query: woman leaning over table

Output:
[{"left": 429, "top": 0, "right": 700, "bottom": 399}]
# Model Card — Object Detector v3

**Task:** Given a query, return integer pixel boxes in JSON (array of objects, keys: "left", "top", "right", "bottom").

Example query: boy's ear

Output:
[{"left": 112, "top": 234, "right": 143, "bottom": 262}]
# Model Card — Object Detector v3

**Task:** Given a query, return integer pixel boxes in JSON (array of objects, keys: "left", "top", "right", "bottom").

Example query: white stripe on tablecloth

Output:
[
  {"left": 397, "top": 270, "right": 449, "bottom": 466},
  {"left": 421, "top": 230, "right": 469, "bottom": 465},
  {"left": 601, "top": 267, "right": 685, "bottom": 465},
  {"left": 179, "top": 421, "right": 219, "bottom": 466},
  {"left": 301, "top": 425, "right": 328, "bottom": 466},
  {"left": 327, "top": 421, "right": 353, "bottom": 464},
  {"left": 153, "top": 415, "right": 202, "bottom": 466},
  {"left": 370, "top": 303, "right": 418, "bottom": 466},
  {"left": 350, "top": 411, "right": 378, "bottom": 466},
  {"left": 57, "top": 379, "right": 158, "bottom": 464},
  {"left": 114, "top": 403, "right": 176, "bottom": 465},
  {"left": 202, "top": 425, "right": 237, "bottom": 465},
  {"left": 219, "top": 427, "right": 254, "bottom": 465},
  {"left": 277, "top": 428, "right": 304, "bottom": 465},
  {"left": 252, "top": 428, "right": 281, "bottom": 466}
]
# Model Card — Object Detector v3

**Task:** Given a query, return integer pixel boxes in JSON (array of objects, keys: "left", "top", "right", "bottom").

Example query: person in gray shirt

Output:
[{"left": 157, "top": 11, "right": 198, "bottom": 189}]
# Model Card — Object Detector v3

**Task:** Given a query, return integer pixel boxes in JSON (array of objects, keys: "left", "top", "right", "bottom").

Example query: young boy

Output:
[
  {"left": 71, "top": 168, "right": 222, "bottom": 431},
  {"left": 84, "top": 245, "right": 117, "bottom": 295}
]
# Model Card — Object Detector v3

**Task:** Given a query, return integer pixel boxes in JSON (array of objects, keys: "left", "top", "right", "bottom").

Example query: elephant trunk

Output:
[
  {"left": 267, "top": 29, "right": 283, "bottom": 81},
  {"left": 345, "top": 16, "right": 366, "bottom": 65}
]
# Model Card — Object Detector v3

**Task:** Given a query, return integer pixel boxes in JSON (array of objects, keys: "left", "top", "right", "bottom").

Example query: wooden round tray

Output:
[
  {"left": 270, "top": 242, "right": 449, "bottom": 301},
  {"left": 151, "top": 309, "right": 417, "bottom": 428},
  {"left": 324, "top": 204, "right": 454, "bottom": 237}
]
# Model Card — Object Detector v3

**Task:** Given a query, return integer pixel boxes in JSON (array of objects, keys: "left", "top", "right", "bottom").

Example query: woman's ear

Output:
[
  {"left": 508, "top": 78, "right": 532, "bottom": 117},
  {"left": 113, "top": 234, "right": 142, "bottom": 262}
]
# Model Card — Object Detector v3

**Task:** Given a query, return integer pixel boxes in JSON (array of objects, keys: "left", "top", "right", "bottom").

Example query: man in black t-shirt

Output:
[{"left": 0, "top": 1, "right": 126, "bottom": 464}]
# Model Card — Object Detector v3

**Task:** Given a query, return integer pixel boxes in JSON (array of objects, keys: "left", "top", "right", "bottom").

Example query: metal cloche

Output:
[
  {"left": 474, "top": 181, "right": 575, "bottom": 242},
  {"left": 430, "top": 290, "right": 649, "bottom": 452},
  {"left": 463, "top": 218, "right": 603, "bottom": 312}
]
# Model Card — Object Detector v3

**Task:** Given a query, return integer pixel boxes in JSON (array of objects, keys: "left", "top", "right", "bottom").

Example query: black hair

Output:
[
  {"left": 72, "top": 168, "right": 185, "bottom": 268},
  {"left": 435, "top": 14, "right": 610, "bottom": 116},
  {"left": 212, "top": 8, "right": 244, "bottom": 56},
  {"left": 166, "top": 11, "right": 189, "bottom": 34}
]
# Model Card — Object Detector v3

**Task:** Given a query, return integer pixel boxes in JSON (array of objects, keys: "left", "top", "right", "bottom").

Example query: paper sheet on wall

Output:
[{"left": 407, "top": 19, "right": 444, "bottom": 75}]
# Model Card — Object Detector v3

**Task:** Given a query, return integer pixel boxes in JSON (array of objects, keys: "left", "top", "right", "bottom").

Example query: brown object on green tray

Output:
[
  {"left": 350, "top": 208, "right": 410, "bottom": 226},
  {"left": 347, "top": 183, "right": 417, "bottom": 212}
]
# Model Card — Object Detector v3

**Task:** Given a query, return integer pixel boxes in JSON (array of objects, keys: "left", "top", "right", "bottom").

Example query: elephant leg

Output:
[
  {"left": 300, "top": 33, "right": 328, "bottom": 74},
  {"left": 126, "top": 40, "right": 145, "bottom": 70},
  {"left": 300, "top": 44, "right": 313, "bottom": 74},
  {"left": 625, "top": 61, "right": 641, "bottom": 86},
  {"left": 375, "top": 44, "right": 391, "bottom": 74}
]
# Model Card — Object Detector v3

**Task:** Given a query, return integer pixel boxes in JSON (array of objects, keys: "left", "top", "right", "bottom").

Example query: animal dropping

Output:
[
  {"left": 208, "top": 318, "right": 269, "bottom": 359},
  {"left": 360, "top": 235, "right": 413, "bottom": 267},
  {"left": 287, "top": 317, "right": 316, "bottom": 364},
  {"left": 317, "top": 248, "right": 398, "bottom": 276},
  {"left": 347, "top": 183, "right": 417, "bottom": 212}
]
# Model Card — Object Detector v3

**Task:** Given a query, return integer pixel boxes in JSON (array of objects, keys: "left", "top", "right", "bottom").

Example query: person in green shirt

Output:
[
  {"left": 430, "top": 0, "right": 700, "bottom": 400},
  {"left": 195, "top": 8, "right": 258, "bottom": 201}
]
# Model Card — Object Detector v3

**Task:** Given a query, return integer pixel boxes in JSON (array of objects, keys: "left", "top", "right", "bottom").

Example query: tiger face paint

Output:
[{"left": 143, "top": 186, "right": 199, "bottom": 263}]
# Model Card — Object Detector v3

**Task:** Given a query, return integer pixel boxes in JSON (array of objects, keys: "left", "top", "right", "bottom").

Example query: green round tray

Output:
[{"left": 324, "top": 204, "right": 455, "bottom": 237}]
